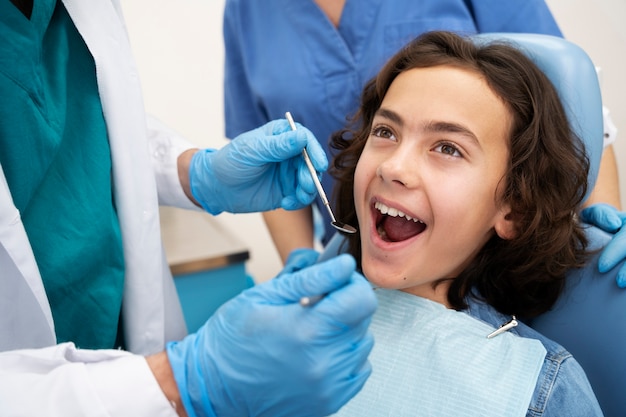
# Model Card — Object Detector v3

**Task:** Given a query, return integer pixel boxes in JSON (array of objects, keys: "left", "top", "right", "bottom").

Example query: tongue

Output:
[{"left": 382, "top": 215, "right": 426, "bottom": 242}]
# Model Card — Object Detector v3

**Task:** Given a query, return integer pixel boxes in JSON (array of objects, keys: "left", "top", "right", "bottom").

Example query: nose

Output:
[{"left": 376, "top": 148, "right": 418, "bottom": 188}]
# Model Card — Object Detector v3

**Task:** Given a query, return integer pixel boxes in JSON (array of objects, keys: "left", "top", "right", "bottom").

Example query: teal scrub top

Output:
[{"left": 0, "top": 0, "right": 125, "bottom": 349}]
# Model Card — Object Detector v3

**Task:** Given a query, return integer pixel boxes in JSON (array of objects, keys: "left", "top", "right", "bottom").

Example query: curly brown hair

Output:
[{"left": 330, "top": 31, "right": 590, "bottom": 318}]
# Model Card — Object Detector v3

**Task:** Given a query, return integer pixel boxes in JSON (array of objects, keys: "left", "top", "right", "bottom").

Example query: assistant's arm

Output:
[
  {"left": 584, "top": 107, "right": 621, "bottom": 209},
  {"left": 579, "top": 109, "right": 626, "bottom": 287},
  {"left": 584, "top": 144, "right": 622, "bottom": 209},
  {"left": 263, "top": 207, "right": 316, "bottom": 263}
]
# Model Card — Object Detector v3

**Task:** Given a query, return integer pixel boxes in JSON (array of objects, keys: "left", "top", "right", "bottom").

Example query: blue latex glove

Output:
[
  {"left": 581, "top": 203, "right": 626, "bottom": 287},
  {"left": 278, "top": 248, "right": 320, "bottom": 276},
  {"left": 166, "top": 254, "right": 377, "bottom": 417},
  {"left": 189, "top": 119, "right": 327, "bottom": 215}
]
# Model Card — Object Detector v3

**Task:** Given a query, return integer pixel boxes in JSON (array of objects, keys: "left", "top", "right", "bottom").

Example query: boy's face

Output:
[{"left": 354, "top": 65, "right": 515, "bottom": 306}]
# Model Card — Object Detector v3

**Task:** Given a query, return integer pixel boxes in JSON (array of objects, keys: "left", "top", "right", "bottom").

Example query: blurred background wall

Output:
[{"left": 121, "top": 0, "right": 626, "bottom": 282}]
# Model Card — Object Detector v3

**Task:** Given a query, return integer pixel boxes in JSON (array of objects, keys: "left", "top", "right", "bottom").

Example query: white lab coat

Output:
[{"left": 0, "top": 0, "right": 200, "bottom": 414}]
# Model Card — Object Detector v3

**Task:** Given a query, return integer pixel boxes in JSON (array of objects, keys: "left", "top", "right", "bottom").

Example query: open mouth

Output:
[{"left": 374, "top": 201, "right": 426, "bottom": 242}]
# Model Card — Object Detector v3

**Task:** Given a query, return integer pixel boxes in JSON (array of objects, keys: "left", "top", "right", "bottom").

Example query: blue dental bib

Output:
[{"left": 333, "top": 289, "right": 546, "bottom": 417}]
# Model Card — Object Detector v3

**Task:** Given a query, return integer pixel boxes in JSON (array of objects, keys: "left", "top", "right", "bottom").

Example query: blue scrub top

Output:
[{"left": 224, "top": 0, "right": 562, "bottom": 244}]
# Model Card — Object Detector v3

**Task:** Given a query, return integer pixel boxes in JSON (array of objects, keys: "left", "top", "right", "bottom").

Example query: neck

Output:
[{"left": 313, "top": 0, "right": 346, "bottom": 28}]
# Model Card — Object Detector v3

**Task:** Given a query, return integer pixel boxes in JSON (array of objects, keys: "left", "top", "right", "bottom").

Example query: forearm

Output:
[
  {"left": 146, "top": 351, "right": 188, "bottom": 417},
  {"left": 263, "top": 207, "right": 315, "bottom": 263},
  {"left": 177, "top": 148, "right": 201, "bottom": 207},
  {"left": 584, "top": 145, "right": 622, "bottom": 209}
]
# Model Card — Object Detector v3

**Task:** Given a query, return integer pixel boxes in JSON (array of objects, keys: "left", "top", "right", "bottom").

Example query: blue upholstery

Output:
[
  {"left": 530, "top": 227, "right": 624, "bottom": 417},
  {"left": 320, "top": 34, "right": 624, "bottom": 416},
  {"left": 474, "top": 34, "right": 604, "bottom": 200}
]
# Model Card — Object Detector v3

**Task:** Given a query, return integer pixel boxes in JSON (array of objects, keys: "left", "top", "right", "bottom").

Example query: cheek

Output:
[
  {"left": 435, "top": 189, "right": 500, "bottom": 245},
  {"left": 353, "top": 158, "right": 376, "bottom": 228},
  {"left": 353, "top": 158, "right": 372, "bottom": 202},
  {"left": 430, "top": 183, "right": 492, "bottom": 231}
]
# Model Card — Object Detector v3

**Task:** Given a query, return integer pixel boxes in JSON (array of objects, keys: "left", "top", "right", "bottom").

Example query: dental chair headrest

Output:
[{"left": 473, "top": 33, "right": 604, "bottom": 201}]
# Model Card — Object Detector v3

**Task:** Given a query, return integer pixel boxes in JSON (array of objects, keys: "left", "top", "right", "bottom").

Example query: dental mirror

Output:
[{"left": 285, "top": 112, "right": 357, "bottom": 235}]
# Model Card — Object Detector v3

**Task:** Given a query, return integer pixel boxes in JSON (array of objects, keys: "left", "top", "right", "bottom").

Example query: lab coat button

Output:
[{"left": 153, "top": 145, "right": 167, "bottom": 161}]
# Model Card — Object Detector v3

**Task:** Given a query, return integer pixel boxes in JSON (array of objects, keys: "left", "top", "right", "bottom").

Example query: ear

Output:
[{"left": 494, "top": 205, "right": 517, "bottom": 240}]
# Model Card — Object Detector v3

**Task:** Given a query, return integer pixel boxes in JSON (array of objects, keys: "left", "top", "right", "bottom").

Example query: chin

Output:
[{"left": 361, "top": 259, "right": 406, "bottom": 289}]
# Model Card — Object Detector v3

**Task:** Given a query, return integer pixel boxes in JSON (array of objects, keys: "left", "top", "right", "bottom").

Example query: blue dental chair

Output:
[{"left": 319, "top": 34, "right": 625, "bottom": 417}]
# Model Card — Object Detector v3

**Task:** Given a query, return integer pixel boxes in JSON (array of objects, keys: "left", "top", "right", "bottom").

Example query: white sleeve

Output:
[
  {"left": 0, "top": 343, "right": 178, "bottom": 417},
  {"left": 146, "top": 115, "right": 204, "bottom": 211},
  {"left": 603, "top": 105, "right": 617, "bottom": 148}
]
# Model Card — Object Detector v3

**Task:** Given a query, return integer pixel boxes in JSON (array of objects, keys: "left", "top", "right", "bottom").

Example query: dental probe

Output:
[
  {"left": 285, "top": 111, "right": 357, "bottom": 308},
  {"left": 285, "top": 111, "right": 357, "bottom": 235}
]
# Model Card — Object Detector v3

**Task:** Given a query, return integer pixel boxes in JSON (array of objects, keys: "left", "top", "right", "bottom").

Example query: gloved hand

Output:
[
  {"left": 189, "top": 119, "right": 327, "bottom": 215},
  {"left": 581, "top": 203, "right": 626, "bottom": 287},
  {"left": 278, "top": 248, "right": 320, "bottom": 276},
  {"left": 166, "top": 254, "right": 377, "bottom": 417}
]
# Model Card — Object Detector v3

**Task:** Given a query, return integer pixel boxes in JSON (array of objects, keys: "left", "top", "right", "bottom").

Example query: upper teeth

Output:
[{"left": 375, "top": 201, "right": 423, "bottom": 223}]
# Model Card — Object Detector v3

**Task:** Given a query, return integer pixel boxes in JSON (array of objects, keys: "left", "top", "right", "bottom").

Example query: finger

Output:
[
  {"left": 581, "top": 204, "right": 622, "bottom": 232},
  {"left": 288, "top": 163, "right": 318, "bottom": 208},
  {"left": 327, "top": 333, "right": 374, "bottom": 409},
  {"left": 279, "top": 159, "right": 306, "bottom": 210},
  {"left": 269, "top": 118, "right": 291, "bottom": 135},
  {"left": 278, "top": 156, "right": 298, "bottom": 197},
  {"left": 598, "top": 230, "right": 626, "bottom": 273},
  {"left": 341, "top": 331, "right": 375, "bottom": 378},
  {"left": 258, "top": 130, "right": 310, "bottom": 163},
  {"left": 281, "top": 195, "right": 304, "bottom": 211},
  {"left": 280, "top": 119, "right": 328, "bottom": 172},
  {"left": 617, "top": 265, "right": 626, "bottom": 289},
  {"left": 280, "top": 249, "right": 320, "bottom": 275},
  {"left": 293, "top": 188, "right": 316, "bottom": 208},
  {"left": 267, "top": 254, "right": 358, "bottom": 304},
  {"left": 292, "top": 186, "right": 317, "bottom": 209},
  {"left": 298, "top": 127, "right": 328, "bottom": 172},
  {"left": 315, "top": 272, "right": 378, "bottom": 327},
  {"left": 297, "top": 160, "right": 318, "bottom": 196}
]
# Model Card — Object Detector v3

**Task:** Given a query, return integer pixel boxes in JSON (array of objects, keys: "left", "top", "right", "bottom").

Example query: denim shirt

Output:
[{"left": 465, "top": 297, "right": 604, "bottom": 416}]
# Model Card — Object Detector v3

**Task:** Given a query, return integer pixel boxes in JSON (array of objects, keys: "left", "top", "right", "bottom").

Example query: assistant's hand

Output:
[
  {"left": 188, "top": 119, "right": 327, "bottom": 215},
  {"left": 166, "top": 254, "right": 377, "bottom": 417},
  {"left": 278, "top": 248, "right": 320, "bottom": 276},
  {"left": 581, "top": 203, "right": 626, "bottom": 287}
]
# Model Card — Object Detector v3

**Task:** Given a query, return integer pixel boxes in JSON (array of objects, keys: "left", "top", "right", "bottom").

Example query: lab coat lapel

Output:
[
  {"left": 0, "top": 166, "right": 56, "bottom": 350},
  {"left": 62, "top": 0, "right": 167, "bottom": 354}
]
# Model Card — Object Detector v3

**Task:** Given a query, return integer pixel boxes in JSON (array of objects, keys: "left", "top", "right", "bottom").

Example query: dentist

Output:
[{"left": 0, "top": 0, "right": 376, "bottom": 416}]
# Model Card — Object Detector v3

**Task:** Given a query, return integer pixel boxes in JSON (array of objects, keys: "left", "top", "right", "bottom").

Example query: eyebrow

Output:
[
  {"left": 374, "top": 107, "right": 480, "bottom": 145},
  {"left": 375, "top": 108, "right": 404, "bottom": 127}
]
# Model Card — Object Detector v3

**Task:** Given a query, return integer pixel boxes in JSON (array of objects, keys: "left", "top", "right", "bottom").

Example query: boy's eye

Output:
[
  {"left": 371, "top": 126, "right": 396, "bottom": 141},
  {"left": 434, "top": 142, "right": 462, "bottom": 157}
]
